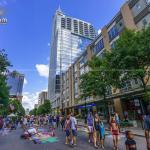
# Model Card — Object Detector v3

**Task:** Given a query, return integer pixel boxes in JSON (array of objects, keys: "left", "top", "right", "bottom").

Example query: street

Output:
[{"left": 0, "top": 127, "right": 147, "bottom": 150}]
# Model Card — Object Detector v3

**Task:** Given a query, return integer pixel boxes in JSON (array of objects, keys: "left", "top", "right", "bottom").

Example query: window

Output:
[
  {"left": 136, "top": 3, "right": 141, "bottom": 10},
  {"left": 80, "top": 67, "right": 84, "bottom": 75},
  {"left": 146, "top": 0, "right": 150, "bottom": 4},
  {"left": 80, "top": 56, "right": 87, "bottom": 67},
  {"left": 108, "top": 26, "right": 118, "bottom": 42},
  {"left": 74, "top": 81, "right": 78, "bottom": 95},
  {"left": 142, "top": 19, "right": 148, "bottom": 26},
  {"left": 61, "top": 18, "right": 65, "bottom": 28},
  {"left": 94, "top": 38, "right": 104, "bottom": 54},
  {"left": 111, "top": 42, "right": 116, "bottom": 49},
  {"left": 66, "top": 18, "right": 71, "bottom": 30}
]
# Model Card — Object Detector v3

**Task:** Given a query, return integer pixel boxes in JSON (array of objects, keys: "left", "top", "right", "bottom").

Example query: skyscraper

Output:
[
  {"left": 7, "top": 71, "right": 24, "bottom": 102},
  {"left": 48, "top": 8, "right": 96, "bottom": 102}
]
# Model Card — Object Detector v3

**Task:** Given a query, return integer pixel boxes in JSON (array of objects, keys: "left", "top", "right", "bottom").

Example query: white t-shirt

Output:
[
  {"left": 70, "top": 117, "right": 77, "bottom": 130},
  {"left": 28, "top": 128, "right": 37, "bottom": 134},
  {"left": 23, "top": 118, "right": 27, "bottom": 125}
]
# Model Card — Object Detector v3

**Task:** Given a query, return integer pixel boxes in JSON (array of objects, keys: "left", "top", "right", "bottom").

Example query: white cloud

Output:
[
  {"left": 24, "top": 78, "right": 28, "bottom": 85},
  {"left": 98, "top": 29, "right": 102, "bottom": 35},
  {"left": 36, "top": 64, "right": 49, "bottom": 78},
  {"left": 22, "top": 92, "right": 39, "bottom": 110}
]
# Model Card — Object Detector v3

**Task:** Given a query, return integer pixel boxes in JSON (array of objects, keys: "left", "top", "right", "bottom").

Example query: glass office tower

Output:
[
  {"left": 7, "top": 71, "right": 24, "bottom": 102},
  {"left": 48, "top": 8, "right": 96, "bottom": 101}
]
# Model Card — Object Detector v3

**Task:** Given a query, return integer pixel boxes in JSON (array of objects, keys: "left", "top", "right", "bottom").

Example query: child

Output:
[
  {"left": 110, "top": 116, "right": 120, "bottom": 150},
  {"left": 99, "top": 119, "right": 105, "bottom": 149},
  {"left": 125, "top": 130, "right": 137, "bottom": 150}
]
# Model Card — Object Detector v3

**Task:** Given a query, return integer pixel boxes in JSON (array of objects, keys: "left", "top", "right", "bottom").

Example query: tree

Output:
[
  {"left": 0, "top": 49, "right": 11, "bottom": 106},
  {"left": 80, "top": 56, "right": 117, "bottom": 116},
  {"left": 37, "top": 100, "right": 52, "bottom": 115},
  {"left": 29, "top": 108, "right": 37, "bottom": 116},
  {"left": 107, "top": 28, "right": 150, "bottom": 100},
  {"left": 9, "top": 99, "right": 25, "bottom": 116}
]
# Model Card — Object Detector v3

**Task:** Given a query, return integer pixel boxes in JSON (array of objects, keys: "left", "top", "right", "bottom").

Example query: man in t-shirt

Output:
[
  {"left": 144, "top": 105, "right": 150, "bottom": 150},
  {"left": 70, "top": 113, "right": 77, "bottom": 146}
]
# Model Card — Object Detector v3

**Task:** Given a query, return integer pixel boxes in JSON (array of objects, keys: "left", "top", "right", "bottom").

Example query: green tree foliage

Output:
[
  {"left": 37, "top": 100, "right": 52, "bottom": 115},
  {"left": 9, "top": 99, "right": 25, "bottom": 116},
  {"left": 107, "top": 28, "right": 150, "bottom": 100},
  {"left": 80, "top": 56, "right": 118, "bottom": 115},
  {"left": 29, "top": 108, "right": 37, "bottom": 116},
  {"left": 80, "top": 26, "right": 150, "bottom": 107},
  {"left": 0, "top": 49, "right": 11, "bottom": 106}
]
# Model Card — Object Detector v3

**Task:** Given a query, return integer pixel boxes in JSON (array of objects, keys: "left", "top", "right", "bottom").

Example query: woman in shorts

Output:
[{"left": 87, "top": 112, "right": 94, "bottom": 143}]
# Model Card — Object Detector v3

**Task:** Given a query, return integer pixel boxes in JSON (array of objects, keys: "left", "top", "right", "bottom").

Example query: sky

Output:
[{"left": 0, "top": 0, "right": 125, "bottom": 110}]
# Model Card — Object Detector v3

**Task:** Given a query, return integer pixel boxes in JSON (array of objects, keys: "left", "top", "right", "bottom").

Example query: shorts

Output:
[
  {"left": 72, "top": 129, "right": 77, "bottom": 136},
  {"left": 66, "top": 129, "right": 70, "bottom": 137},
  {"left": 112, "top": 130, "right": 119, "bottom": 135},
  {"left": 88, "top": 126, "right": 94, "bottom": 133},
  {"left": 100, "top": 132, "right": 105, "bottom": 139}
]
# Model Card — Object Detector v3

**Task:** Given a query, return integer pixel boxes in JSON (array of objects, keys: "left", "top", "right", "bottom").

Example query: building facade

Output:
[
  {"left": 38, "top": 91, "right": 48, "bottom": 106},
  {"left": 56, "top": 0, "right": 150, "bottom": 122},
  {"left": 7, "top": 71, "right": 24, "bottom": 102},
  {"left": 48, "top": 7, "right": 96, "bottom": 107}
]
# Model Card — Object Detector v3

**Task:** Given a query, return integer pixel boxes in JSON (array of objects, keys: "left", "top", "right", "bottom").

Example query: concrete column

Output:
[
  {"left": 113, "top": 98, "right": 124, "bottom": 119},
  {"left": 101, "top": 26, "right": 111, "bottom": 51},
  {"left": 121, "top": 3, "right": 137, "bottom": 30}
]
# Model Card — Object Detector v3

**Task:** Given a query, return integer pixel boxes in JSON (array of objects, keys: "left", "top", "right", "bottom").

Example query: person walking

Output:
[
  {"left": 93, "top": 113, "right": 100, "bottom": 149},
  {"left": 64, "top": 114, "right": 71, "bottom": 145},
  {"left": 56, "top": 115, "right": 60, "bottom": 128},
  {"left": 61, "top": 115, "right": 65, "bottom": 131},
  {"left": 87, "top": 112, "right": 94, "bottom": 143},
  {"left": 110, "top": 115, "right": 120, "bottom": 150},
  {"left": 70, "top": 113, "right": 77, "bottom": 146},
  {"left": 115, "top": 112, "right": 120, "bottom": 132},
  {"left": 144, "top": 105, "right": 150, "bottom": 150},
  {"left": 0, "top": 116, "right": 4, "bottom": 134},
  {"left": 52, "top": 115, "right": 57, "bottom": 129},
  {"left": 99, "top": 118, "right": 105, "bottom": 149}
]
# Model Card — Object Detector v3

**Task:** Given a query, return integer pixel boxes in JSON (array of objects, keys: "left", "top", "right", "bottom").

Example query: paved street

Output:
[{"left": 0, "top": 127, "right": 147, "bottom": 150}]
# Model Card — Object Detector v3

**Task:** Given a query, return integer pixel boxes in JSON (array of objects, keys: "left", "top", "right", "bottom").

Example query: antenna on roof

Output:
[{"left": 57, "top": 4, "right": 62, "bottom": 13}]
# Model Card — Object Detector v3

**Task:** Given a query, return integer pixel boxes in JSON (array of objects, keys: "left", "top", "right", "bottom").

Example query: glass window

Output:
[
  {"left": 93, "top": 38, "right": 104, "bottom": 54},
  {"left": 80, "top": 67, "right": 85, "bottom": 75},
  {"left": 108, "top": 26, "right": 118, "bottom": 42},
  {"left": 146, "top": 0, "right": 150, "bottom": 4},
  {"left": 136, "top": 3, "right": 141, "bottom": 10},
  {"left": 74, "top": 81, "right": 78, "bottom": 95},
  {"left": 142, "top": 18, "right": 148, "bottom": 26}
]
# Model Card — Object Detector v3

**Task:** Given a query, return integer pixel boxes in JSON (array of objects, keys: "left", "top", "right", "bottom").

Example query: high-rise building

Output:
[
  {"left": 48, "top": 7, "right": 96, "bottom": 104},
  {"left": 38, "top": 91, "right": 48, "bottom": 106},
  {"left": 7, "top": 71, "right": 24, "bottom": 102}
]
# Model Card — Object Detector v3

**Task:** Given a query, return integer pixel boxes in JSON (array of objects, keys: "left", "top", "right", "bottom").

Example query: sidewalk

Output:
[{"left": 77, "top": 119, "right": 145, "bottom": 137}]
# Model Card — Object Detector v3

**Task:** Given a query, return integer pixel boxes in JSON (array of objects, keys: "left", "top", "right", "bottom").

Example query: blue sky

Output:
[{"left": 0, "top": 0, "right": 125, "bottom": 110}]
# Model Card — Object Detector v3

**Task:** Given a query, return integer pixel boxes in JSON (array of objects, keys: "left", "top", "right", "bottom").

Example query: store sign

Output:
[{"left": 78, "top": 103, "right": 96, "bottom": 109}]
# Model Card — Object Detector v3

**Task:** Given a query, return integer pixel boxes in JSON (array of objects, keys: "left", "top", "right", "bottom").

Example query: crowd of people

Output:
[
  {"left": 19, "top": 112, "right": 137, "bottom": 150},
  {"left": 2, "top": 106, "right": 150, "bottom": 150}
]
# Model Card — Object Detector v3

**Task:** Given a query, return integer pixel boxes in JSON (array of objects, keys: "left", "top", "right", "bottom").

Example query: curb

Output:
[{"left": 77, "top": 124, "right": 145, "bottom": 137}]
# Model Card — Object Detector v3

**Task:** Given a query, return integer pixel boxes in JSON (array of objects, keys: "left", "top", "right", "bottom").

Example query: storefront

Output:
[
  {"left": 121, "top": 96, "right": 148, "bottom": 127},
  {"left": 96, "top": 100, "right": 115, "bottom": 118},
  {"left": 74, "top": 103, "right": 96, "bottom": 118}
]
